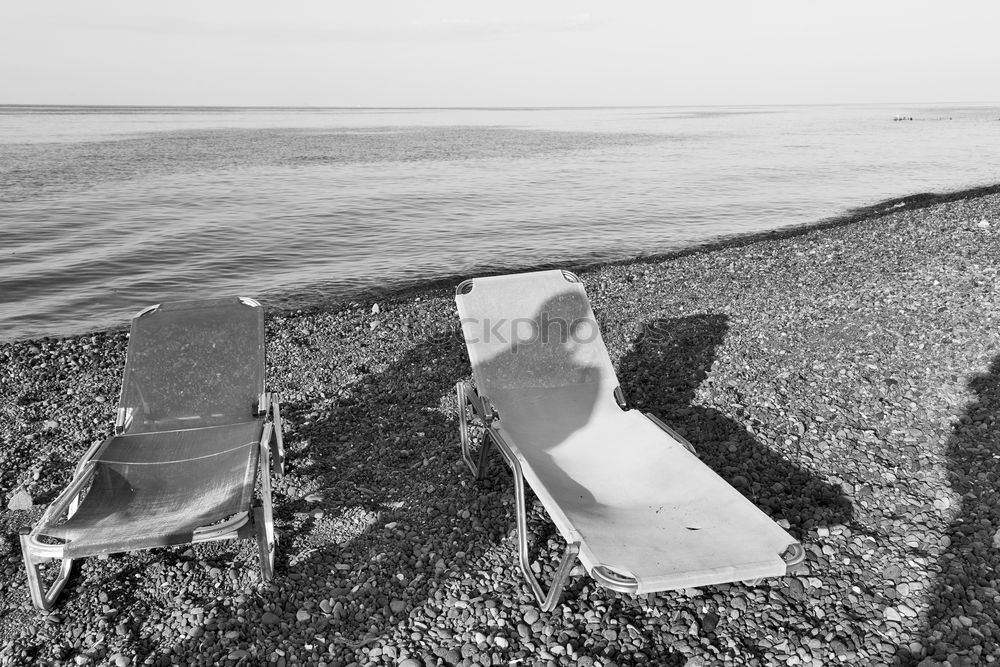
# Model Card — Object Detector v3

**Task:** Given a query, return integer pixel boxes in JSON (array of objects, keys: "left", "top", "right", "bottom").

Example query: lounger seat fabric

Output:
[
  {"left": 457, "top": 270, "right": 797, "bottom": 593},
  {"left": 120, "top": 297, "right": 265, "bottom": 433},
  {"left": 491, "top": 387, "right": 791, "bottom": 591},
  {"left": 37, "top": 421, "right": 262, "bottom": 558}
]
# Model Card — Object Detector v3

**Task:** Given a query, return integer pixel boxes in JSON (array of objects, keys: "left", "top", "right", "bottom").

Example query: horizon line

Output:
[{"left": 2, "top": 101, "right": 999, "bottom": 112}]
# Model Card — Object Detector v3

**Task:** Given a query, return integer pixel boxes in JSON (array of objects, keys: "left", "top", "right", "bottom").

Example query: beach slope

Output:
[{"left": 2, "top": 191, "right": 1000, "bottom": 666}]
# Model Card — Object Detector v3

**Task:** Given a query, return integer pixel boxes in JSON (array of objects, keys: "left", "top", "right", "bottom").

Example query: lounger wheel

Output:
[
  {"left": 591, "top": 565, "right": 640, "bottom": 593},
  {"left": 742, "top": 544, "right": 806, "bottom": 584},
  {"left": 781, "top": 543, "right": 806, "bottom": 566},
  {"left": 254, "top": 506, "right": 276, "bottom": 581}
]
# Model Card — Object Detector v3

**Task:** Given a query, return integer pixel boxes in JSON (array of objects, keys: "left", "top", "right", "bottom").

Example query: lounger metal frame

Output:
[{"left": 18, "top": 301, "right": 286, "bottom": 611}]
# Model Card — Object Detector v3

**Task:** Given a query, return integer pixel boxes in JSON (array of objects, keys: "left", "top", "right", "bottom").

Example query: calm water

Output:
[{"left": 2, "top": 104, "right": 999, "bottom": 341}]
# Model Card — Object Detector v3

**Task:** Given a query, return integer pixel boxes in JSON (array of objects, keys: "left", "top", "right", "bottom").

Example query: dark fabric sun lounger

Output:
[
  {"left": 455, "top": 270, "right": 803, "bottom": 610},
  {"left": 19, "top": 297, "right": 285, "bottom": 610}
]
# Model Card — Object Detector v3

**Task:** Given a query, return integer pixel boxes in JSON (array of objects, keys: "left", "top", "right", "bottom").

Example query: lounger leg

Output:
[
  {"left": 475, "top": 432, "right": 492, "bottom": 480},
  {"left": 253, "top": 506, "right": 275, "bottom": 581},
  {"left": 270, "top": 393, "right": 286, "bottom": 478},
  {"left": 256, "top": 424, "right": 277, "bottom": 580},
  {"left": 490, "top": 432, "right": 581, "bottom": 611},
  {"left": 457, "top": 382, "right": 579, "bottom": 608},
  {"left": 456, "top": 382, "right": 493, "bottom": 480},
  {"left": 19, "top": 529, "right": 74, "bottom": 611}
]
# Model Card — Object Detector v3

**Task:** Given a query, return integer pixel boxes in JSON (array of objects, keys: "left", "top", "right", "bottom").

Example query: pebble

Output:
[
  {"left": 787, "top": 578, "right": 806, "bottom": 598},
  {"left": 700, "top": 611, "right": 720, "bottom": 633},
  {"left": 4, "top": 192, "right": 1000, "bottom": 667},
  {"left": 7, "top": 490, "right": 33, "bottom": 510}
]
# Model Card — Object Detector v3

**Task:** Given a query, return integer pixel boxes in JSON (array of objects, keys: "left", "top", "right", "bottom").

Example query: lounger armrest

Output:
[
  {"left": 114, "top": 407, "right": 134, "bottom": 435},
  {"left": 613, "top": 386, "right": 628, "bottom": 410},
  {"left": 257, "top": 392, "right": 271, "bottom": 417},
  {"left": 643, "top": 413, "right": 698, "bottom": 455},
  {"left": 459, "top": 382, "right": 497, "bottom": 422},
  {"left": 73, "top": 437, "right": 111, "bottom": 479},
  {"left": 36, "top": 436, "right": 114, "bottom": 528},
  {"left": 457, "top": 382, "right": 498, "bottom": 479},
  {"left": 35, "top": 464, "right": 96, "bottom": 531}
]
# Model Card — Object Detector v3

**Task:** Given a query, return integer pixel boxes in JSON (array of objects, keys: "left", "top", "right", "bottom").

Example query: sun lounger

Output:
[
  {"left": 19, "top": 297, "right": 285, "bottom": 610},
  {"left": 455, "top": 270, "right": 803, "bottom": 610}
]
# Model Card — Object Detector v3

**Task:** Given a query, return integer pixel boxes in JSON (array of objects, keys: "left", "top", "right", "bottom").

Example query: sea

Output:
[{"left": 2, "top": 103, "right": 999, "bottom": 342}]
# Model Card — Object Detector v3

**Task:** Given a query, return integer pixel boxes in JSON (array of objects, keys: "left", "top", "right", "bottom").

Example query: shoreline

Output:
[
  {"left": 6, "top": 181, "right": 1000, "bottom": 346},
  {"left": 360, "top": 181, "right": 1000, "bottom": 315},
  {"left": 269, "top": 181, "right": 1000, "bottom": 327},
  {"left": 2, "top": 189, "right": 1000, "bottom": 665}
]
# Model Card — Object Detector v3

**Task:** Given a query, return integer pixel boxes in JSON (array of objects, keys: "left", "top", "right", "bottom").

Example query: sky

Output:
[{"left": 1, "top": 0, "right": 998, "bottom": 107}]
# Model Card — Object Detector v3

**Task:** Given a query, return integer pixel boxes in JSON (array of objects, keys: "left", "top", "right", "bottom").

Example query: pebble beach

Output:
[{"left": 2, "top": 188, "right": 1000, "bottom": 666}]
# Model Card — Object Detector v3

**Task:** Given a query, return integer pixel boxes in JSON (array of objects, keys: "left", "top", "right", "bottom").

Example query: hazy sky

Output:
[{"left": 2, "top": 0, "right": 997, "bottom": 107}]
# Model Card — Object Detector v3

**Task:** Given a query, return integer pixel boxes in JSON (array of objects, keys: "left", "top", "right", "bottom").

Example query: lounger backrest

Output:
[
  {"left": 455, "top": 270, "right": 619, "bottom": 395},
  {"left": 118, "top": 297, "right": 265, "bottom": 433}
]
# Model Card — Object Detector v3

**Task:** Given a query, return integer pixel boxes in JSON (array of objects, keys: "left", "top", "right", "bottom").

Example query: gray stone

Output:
[{"left": 7, "top": 490, "right": 33, "bottom": 510}]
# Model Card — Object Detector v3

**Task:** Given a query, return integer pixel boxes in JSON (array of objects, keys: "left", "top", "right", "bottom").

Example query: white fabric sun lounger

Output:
[{"left": 455, "top": 269, "right": 803, "bottom": 610}]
